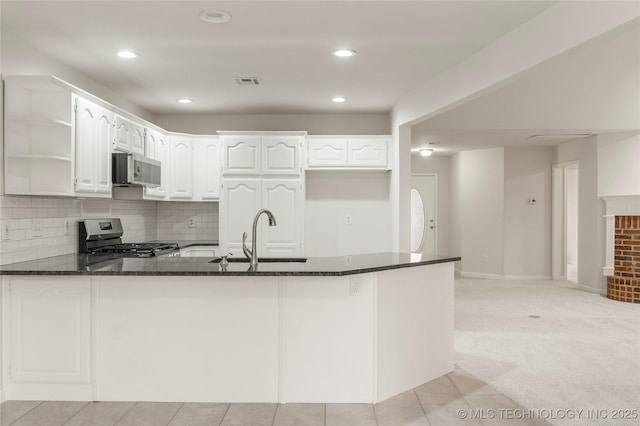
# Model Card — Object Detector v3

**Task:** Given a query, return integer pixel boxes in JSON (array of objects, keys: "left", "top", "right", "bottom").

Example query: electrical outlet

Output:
[
  {"left": 188, "top": 217, "right": 197, "bottom": 228},
  {"left": 345, "top": 214, "right": 352, "bottom": 225},
  {"left": 2, "top": 224, "right": 10, "bottom": 241},
  {"left": 32, "top": 219, "right": 43, "bottom": 237},
  {"left": 349, "top": 276, "right": 363, "bottom": 296}
]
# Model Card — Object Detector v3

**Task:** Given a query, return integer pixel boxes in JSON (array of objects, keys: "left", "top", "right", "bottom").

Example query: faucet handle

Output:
[{"left": 242, "top": 232, "right": 252, "bottom": 259}]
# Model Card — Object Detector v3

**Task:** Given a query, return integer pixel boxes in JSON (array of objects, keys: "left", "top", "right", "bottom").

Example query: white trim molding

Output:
[{"left": 601, "top": 195, "right": 640, "bottom": 276}]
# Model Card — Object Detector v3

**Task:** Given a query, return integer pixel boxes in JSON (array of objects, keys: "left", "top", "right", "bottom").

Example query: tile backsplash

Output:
[
  {"left": 0, "top": 196, "right": 219, "bottom": 265},
  {"left": 156, "top": 201, "right": 219, "bottom": 242}
]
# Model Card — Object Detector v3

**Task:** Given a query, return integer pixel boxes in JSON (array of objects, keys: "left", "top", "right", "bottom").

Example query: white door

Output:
[
  {"left": 410, "top": 174, "right": 437, "bottom": 256},
  {"left": 75, "top": 97, "right": 112, "bottom": 195},
  {"left": 193, "top": 137, "right": 221, "bottom": 200},
  {"left": 262, "top": 179, "right": 304, "bottom": 257},
  {"left": 168, "top": 136, "right": 193, "bottom": 199},
  {"left": 262, "top": 136, "right": 301, "bottom": 175},
  {"left": 222, "top": 135, "right": 262, "bottom": 175},
  {"left": 220, "top": 178, "right": 261, "bottom": 256},
  {"left": 552, "top": 162, "right": 579, "bottom": 282}
]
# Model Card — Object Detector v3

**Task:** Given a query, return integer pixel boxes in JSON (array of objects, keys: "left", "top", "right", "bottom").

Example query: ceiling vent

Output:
[{"left": 234, "top": 77, "right": 261, "bottom": 86}]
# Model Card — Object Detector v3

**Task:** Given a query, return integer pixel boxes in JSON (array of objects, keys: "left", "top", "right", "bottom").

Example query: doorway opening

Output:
[
  {"left": 552, "top": 162, "right": 579, "bottom": 282},
  {"left": 410, "top": 174, "right": 437, "bottom": 256}
]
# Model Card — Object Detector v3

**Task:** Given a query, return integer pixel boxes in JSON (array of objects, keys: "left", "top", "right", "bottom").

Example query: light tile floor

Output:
[{"left": 0, "top": 367, "right": 549, "bottom": 426}]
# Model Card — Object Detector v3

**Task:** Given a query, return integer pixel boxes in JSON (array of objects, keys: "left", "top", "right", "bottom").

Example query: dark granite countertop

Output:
[
  {"left": 0, "top": 252, "right": 460, "bottom": 276},
  {"left": 147, "top": 240, "right": 219, "bottom": 247}
]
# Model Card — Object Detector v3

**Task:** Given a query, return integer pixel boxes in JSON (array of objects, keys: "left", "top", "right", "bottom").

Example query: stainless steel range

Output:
[{"left": 79, "top": 218, "right": 179, "bottom": 257}]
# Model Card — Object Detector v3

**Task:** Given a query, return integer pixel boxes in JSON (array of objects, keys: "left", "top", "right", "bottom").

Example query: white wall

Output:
[
  {"left": 503, "top": 147, "right": 554, "bottom": 279},
  {"left": 1, "top": 30, "right": 154, "bottom": 121},
  {"left": 155, "top": 113, "right": 390, "bottom": 135},
  {"left": 597, "top": 131, "right": 640, "bottom": 196},
  {"left": 451, "top": 148, "right": 505, "bottom": 278},
  {"left": 305, "top": 171, "right": 391, "bottom": 257},
  {"left": 556, "top": 137, "right": 603, "bottom": 292},
  {"left": 411, "top": 155, "right": 451, "bottom": 255}
]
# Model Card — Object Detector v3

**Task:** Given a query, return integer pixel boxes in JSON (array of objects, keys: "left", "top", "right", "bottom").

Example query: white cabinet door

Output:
[
  {"left": 306, "top": 137, "right": 348, "bottom": 167},
  {"left": 193, "top": 137, "right": 221, "bottom": 200},
  {"left": 220, "top": 178, "right": 261, "bottom": 256},
  {"left": 75, "top": 96, "right": 112, "bottom": 196},
  {"left": 179, "top": 246, "right": 217, "bottom": 257},
  {"left": 144, "top": 129, "right": 167, "bottom": 199},
  {"left": 113, "top": 115, "right": 130, "bottom": 153},
  {"left": 306, "top": 136, "right": 390, "bottom": 169},
  {"left": 262, "top": 179, "right": 304, "bottom": 257},
  {"left": 131, "top": 124, "right": 145, "bottom": 155},
  {"left": 262, "top": 136, "right": 301, "bottom": 176},
  {"left": 168, "top": 135, "right": 193, "bottom": 199},
  {"left": 6, "top": 277, "right": 91, "bottom": 384},
  {"left": 222, "top": 135, "right": 261, "bottom": 175},
  {"left": 114, "top": 115, "right": 145, "bottom": 155},
  {"left": 347, "top": 137, "right": 389, "bottom": 168}
]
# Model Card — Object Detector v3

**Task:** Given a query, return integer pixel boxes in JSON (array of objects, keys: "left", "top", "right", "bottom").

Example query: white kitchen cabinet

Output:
[
  {"left": 219, "top": 132, "right": 306, "bottom": 257},
  {"left": 306, "top": 136, "right": 391, "bottom": 169},
  {"left": 221, "top": 133, "right": 303, "bottom": 176},
  {"left": 221, "top": 135, "right": 262, "bottom": 175},
  {"left": 144, "top": 128, "right": 168, "bottom": 199},
  {"left": 3, "top": 76, "right": 75, "bottom": 196},
  {"left": 4, "top": 277, "right": 91, "bottom": 386},
  {"left": 220, "top": 178, "right": 262, "bottom": 256},
  {"left": 221, "top": 179, "right": 304, "bottom": 257},
  {"left": 113, "top": 114, "right": 145, "bottom": 155},
  {"left": 193, "top": 136, "right": 221, "bottom": 200},
  {"left": 167, "top": 135, "right": 193, "bottom": 199},
  {"left": 262, "top": 135, "right": 302, "bottom": 175},
  {"left": 75, "top": 96, "right": 113, "bottom": 196},
  {"left": 261, "top": 179, "right": 304, "bottom": 256},
  {"left": 179, "top": 245, "right": 218, "bottom": 257},
  {"left": 306, "top": 137, "right": 348, "bottom": 167}
]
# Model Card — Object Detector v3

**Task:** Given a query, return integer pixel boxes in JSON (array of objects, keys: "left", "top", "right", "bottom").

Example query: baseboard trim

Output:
[
  {"left": 459, "top": 271, "right": 504, "bottom": 280},
  {"left": 577, "top": 284, "right": 607, "bottom": 296},
  {"left": 502, "top": 275, "right": 552, "bottom": 280}
]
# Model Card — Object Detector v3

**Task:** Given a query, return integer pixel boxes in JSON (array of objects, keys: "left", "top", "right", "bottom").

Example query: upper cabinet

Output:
[
  {"left": 3, "top": 76, "right": 75, "bottom": 196},
  {"left": 221, "top": 135, "right": 262, "bottom": 175},
  {"left": 221, "top": 132, "right": 303, "bottom": 176},
  {"left": 113, "top": 114, "right": 145, "bottom": 155},
  {"left": 262, "top": 135, "right": 302, "bottom": 175},
  {"left": 3, "top": 76, "right": 114, "bottom": 198},
  {"left": 306, "top": 136, "right": 391, "bottom": 170},
  {"left": 74, "top": 96, "right": 113, "bottom": 197},
  {"left": 167, "top": 135, "right": 194, "bottom": 200},
  {"left": 144, "top": 128, "right": 168, "bottom": 200},
  {"left": 193, "top": 136, "right": 221, "bottom": 201}
]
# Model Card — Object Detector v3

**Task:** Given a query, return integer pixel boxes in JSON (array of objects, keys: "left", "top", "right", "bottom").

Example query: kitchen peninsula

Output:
[{"left": 0, "top": 253, "right": 459, "bottom": 404}]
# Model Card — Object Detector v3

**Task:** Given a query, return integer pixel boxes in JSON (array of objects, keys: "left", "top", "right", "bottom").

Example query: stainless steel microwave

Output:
[{"left": 112, "top": 153, "right": 161, "bottom": 187}]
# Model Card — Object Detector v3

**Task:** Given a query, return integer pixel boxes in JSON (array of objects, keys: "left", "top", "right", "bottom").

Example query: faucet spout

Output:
[{"left": 242, "top": 209, "right": 277, "bottom": 269}]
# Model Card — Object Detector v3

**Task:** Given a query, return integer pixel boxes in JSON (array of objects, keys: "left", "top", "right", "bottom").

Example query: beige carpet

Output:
[{"left": 454, "top": 278, "right": 640, "bottom": 426}]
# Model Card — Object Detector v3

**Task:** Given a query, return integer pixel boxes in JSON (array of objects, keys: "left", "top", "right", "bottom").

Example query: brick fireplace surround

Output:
[{"left": 608, "top": 215, "right": 640, "bottom": 303}]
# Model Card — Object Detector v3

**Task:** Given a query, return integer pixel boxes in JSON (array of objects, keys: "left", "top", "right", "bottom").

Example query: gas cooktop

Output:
[{"left": 79, "top": 218, "right": 179, "bottom": 258}]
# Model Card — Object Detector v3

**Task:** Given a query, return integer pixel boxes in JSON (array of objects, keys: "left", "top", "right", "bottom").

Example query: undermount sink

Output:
[{"left": 209, "top": 257, "right": 307, "bottom": 264}]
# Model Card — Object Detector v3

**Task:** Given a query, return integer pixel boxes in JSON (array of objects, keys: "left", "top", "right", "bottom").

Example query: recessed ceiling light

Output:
[
  {"left": 332, "top": 49, "right": 357, "bottom": 57},
  {"left": 419, "top": 149, "right": 434, "bottom": 157},
  {"left": 199, "top": 9, "right": 232, "bottom": 23},
  {"left": 177, "top": 98, "right": 193, "bottom": 104},
  {"left": 332, "top": 96, "right": 346, "bottom": 103},
  {"left": 117, "top": 50, "right": 139, "bottom": 59}
]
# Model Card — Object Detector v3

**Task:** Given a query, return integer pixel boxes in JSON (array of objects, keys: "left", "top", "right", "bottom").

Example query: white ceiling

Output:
[
  {"left": 0, "top": 0, "right": 555, "bottom": 115},
  {"left": 2, "top": 1, "right": 638, "bottom": 156}
]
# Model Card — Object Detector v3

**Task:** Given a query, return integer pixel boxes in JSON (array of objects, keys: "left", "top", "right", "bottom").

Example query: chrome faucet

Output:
[{"left": 242, "top": 209, "right": 277, "bottom": 269}]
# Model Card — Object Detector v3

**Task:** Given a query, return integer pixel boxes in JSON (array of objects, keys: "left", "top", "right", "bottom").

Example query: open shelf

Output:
[{"left": 3, "top": 76, "right": 76, "bottom": 196}]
